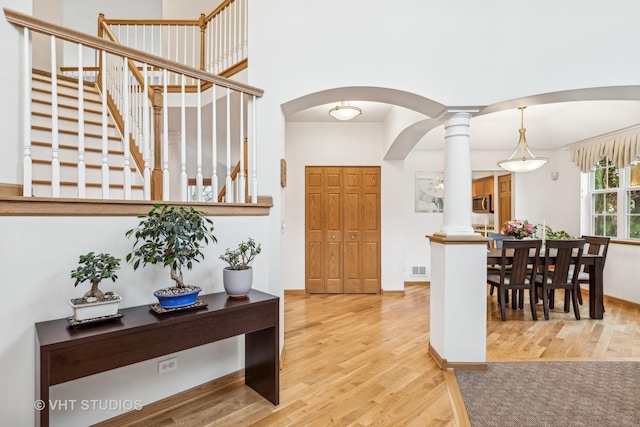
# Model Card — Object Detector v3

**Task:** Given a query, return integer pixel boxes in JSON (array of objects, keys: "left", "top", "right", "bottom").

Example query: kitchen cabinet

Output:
[{"left": 472, "top": 176, "right": 494, "bottom": 197}]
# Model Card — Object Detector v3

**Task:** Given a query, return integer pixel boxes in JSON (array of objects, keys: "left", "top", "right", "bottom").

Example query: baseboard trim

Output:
[
  {"left": 428, "top": 342, "right": 488, "bottom": 371},
  {"left": 405, "top": 281, "right": 430, "bottom": 286},
  {"left": 284, "top": 289, "right": 306, "bottom": 295},
  {"left": 581, "top": 288, "right": 640, "bottom": 310}
]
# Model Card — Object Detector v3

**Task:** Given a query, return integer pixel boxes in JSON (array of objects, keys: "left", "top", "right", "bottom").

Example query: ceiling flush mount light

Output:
[
  {"left": 329, "top": 101, "right": 362, "bottom": 121},
  {"left": 497, "top": 106, "right": 549, "bottom": 173}
]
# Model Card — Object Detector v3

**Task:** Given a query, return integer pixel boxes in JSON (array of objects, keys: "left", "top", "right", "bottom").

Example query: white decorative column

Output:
[
  {"left": 428, "top": 109, "right": 488, "bottom": 370},
  {"left": 442, "top": 111, "right": 474, "bottom": 235}
]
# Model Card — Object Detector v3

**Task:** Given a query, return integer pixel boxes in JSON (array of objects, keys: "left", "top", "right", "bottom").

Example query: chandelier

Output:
[{"left": 497, "top": 107, "right": 548, "bottom": 173}]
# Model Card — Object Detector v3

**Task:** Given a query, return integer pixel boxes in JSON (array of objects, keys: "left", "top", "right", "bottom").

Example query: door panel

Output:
[
  {"left": 361, "top": 168, "right": 381, "bottom": 293},
  {"left": 306, "top": 166, "right": 380, "bottom": 294},
  {"left": 305, "top": 170, "right": 325, "bottom": 293},
  {"left": 498, "top": 174, "right": 512, "bottom": 230}
]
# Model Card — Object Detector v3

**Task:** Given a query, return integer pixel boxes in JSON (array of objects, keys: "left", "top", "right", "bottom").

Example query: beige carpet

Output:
[{"left": 455, "top": 361, "right": 640, "bottom": 427}]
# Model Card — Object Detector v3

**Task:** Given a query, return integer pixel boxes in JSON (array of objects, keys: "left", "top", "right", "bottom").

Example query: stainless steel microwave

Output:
[{"left": 472, "top": 194, "right": 492, "bottom": 213}]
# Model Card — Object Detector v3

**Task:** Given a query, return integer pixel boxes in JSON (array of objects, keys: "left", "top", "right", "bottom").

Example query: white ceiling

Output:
[{"left": 286, "top": 100, "right": 640, "bottom": 152}]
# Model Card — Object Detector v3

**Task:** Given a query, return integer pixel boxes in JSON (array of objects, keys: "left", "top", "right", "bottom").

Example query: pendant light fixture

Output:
[
  {"left": 497, "top": 106, "right": 548, "bottom": 173},
  {"left": 328, "top": 101, "right": 362, "bottom": 121}
]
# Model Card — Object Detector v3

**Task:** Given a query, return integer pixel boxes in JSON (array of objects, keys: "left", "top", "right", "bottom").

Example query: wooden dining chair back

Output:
[
  {"left": 577, "top": 235, "right": 610, "bottom": 306},
  {"left": 487, "top": 239, "right": 542, "bottom": 321},
  {"left": 536, "top": 239, "right": 585, "bottom": 320},
  {"left": 486, "top": 233, "right": 515, "bottom": 297}
]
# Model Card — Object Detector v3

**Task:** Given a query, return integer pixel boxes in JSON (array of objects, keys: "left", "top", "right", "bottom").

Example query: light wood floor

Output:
[{"left": 97, "top": 284, "right": 640, "bottom": 427}]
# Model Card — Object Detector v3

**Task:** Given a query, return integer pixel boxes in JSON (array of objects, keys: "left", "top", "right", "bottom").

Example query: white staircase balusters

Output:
[
  {"left": 100, "top": 50, "right": 110, "bottom": 199},
  {"left": 180, "top": 74, "right": 187, "bottom": 201},
  {"left": 251, "top": 94, "right": 257, "bottom": 203},
  {"left": 122, "top": 56, "right": 132, "bottom": 200},
  {"left": 196, "top": 79, "right": 204, "bottom": 202},
  {"left": 211, "top": 84, "right": 218, "bottom": 201},
  {"left": 225, "top": 87, "right": 233, "bottom": 203},
  {"left": 232, "top": 0, "right": 238, "bottom": 66},
  {"left": 22, "top": 26, "right": 32, "bottom": 197},
  {"left": 142, "top": 63, "right": 151, "bottom": 200},
  {"left": 50, "top": 35, "right": 60, "bottom": 197},
  {"left": 77, "top": 43, "right": 86, "bottom": 198},
  {"left": 162, "top": 68, "right": 170, "bottom": 201},
  {"left": 238, "top": 92, "right": 245, "bottom": 203}
]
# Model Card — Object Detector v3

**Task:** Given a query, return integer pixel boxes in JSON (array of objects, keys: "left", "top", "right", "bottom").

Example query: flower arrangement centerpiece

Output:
[{"left": 502, "top": 219, "right": 534, "bottom": 239}]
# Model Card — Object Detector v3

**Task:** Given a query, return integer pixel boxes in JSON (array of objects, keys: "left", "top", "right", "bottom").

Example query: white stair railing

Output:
[
  {"left": 4, "top": 7, "right": 263, "bottom": 203},
  {"left": 100, "top": 0, "right": 247, "bottom": 77}
]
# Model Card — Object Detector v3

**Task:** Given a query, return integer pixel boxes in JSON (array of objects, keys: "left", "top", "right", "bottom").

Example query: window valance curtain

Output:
[{"left": 569, "top": 128, "right": 640, "bottom": 172}]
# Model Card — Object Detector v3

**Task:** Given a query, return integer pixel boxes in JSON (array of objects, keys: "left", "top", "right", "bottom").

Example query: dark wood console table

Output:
[{"left": 35, "top": 290, "right": 279, "bottom": 427}]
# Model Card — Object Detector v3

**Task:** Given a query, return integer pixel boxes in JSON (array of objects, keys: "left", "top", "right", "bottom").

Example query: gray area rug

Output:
[{"left": 455, "top": 361, "right": 640, "bottom": 427}]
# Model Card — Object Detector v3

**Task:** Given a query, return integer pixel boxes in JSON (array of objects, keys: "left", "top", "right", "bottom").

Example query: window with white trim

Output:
[{"left": 590, "top": 157, "right": 640, "bottom": 239}]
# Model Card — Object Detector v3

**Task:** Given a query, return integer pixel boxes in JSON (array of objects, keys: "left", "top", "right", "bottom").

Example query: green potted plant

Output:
[
  {"left": 125, "top": 204, "right": 217, "bottom": 309},
  {"left": 69, "top": 252, "right": 122, "bottom": 321},
  {"left": 219, "top": 237, "right": 261, "bottom": 298}
]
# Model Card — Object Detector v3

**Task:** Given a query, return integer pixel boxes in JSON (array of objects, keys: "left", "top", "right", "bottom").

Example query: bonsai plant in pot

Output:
[
  {"left": 219, "top": 237, "right": 261, "bottom": 298},
  {"left": 126, "top": 204, "right": 217, "bottom": 309},
  {"left": 69, "top": 252, "right": 122, "bottom": 321}
]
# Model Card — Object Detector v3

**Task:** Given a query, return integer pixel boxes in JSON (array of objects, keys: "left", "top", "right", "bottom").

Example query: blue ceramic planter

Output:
[{"left": 153, "top": 286, "right": 202, "bottom": 308}]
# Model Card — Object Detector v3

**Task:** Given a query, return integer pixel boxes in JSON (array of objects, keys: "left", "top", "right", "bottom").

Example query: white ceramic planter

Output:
[
  {"left": 222, "top": 267, "right": 253, "bottom": 298},
  {"left": 69, "top": 295, "right": 122, "bottom": 321}
]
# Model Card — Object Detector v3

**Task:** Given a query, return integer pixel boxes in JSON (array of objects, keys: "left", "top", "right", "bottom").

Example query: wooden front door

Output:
[{"left": 305, "top": 166, "right": 381, "bottom": 294}]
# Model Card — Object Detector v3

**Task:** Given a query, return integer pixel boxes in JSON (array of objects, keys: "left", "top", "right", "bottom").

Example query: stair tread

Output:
[
  {"left": 32, "top": 87, "right": 102, "bottom": 104},
  {"left": 32, "top": 98, "right": 103, "bottom": 115},
  {"left": 32, "top": 179, "right": 144, "bottom": 189},
  {"left": 31, "top": 158, "right": 137, "bottom": 172},
  {"left": 32, "top": 111, "right": 117, "bottom": 129},
  {"left": 31, "top": 125, "right": 122, "bottom": 141},
  {"left": 32, "top": 75, "right": 100, "bottom": 94},
  {"left": 32, "top": 140, "right": 125, "bottom": 155}
]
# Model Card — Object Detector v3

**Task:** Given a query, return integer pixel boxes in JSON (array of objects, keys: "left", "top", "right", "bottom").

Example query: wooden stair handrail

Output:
[
  {"left": 218, "top": 139, "right": 249, "bottom": 202},
  {"left": 3, "top": 7, "right": 263, "bottom": 97}
]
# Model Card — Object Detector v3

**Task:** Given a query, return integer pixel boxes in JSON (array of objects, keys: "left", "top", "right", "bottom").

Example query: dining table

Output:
[{"left": 486, "top": 247, "right": 605, "bottom": 319}]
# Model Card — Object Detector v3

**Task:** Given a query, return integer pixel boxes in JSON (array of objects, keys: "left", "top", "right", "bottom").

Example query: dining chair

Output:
[
  {"left": 486, "top": 233, "right": 515, "bottom": 298},
  {"left": 487, "top": 239, "right": 542, "bottom": 321},
  {"left": 577, "top": 235, "right": 610, "bottom": 308},
  {"left": 535, "top": 239, "right": 585, "bottom": 320}
]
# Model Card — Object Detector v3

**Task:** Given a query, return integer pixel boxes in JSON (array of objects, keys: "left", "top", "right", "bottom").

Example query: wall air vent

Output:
[{"left": 411, "top": 266, "right": 427, "bottom": 276}]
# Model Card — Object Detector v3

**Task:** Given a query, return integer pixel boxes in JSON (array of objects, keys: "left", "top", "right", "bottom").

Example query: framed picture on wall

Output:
[{"left": 415, "top": 172, "right": 444, "bottom": 213}]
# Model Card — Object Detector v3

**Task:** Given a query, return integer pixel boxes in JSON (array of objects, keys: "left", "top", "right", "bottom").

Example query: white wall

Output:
[
  {"left": 162, "top": 0, "right": 219, "bottom": 19},
  {"left": 283, "top": 122, "right": 404, "bottom": 291},
  {"left": 0, "top": 215, "right": 270, "bottom": 426},
  {"left": 0, "top": 0, "right": 31, "bottom": 185}
]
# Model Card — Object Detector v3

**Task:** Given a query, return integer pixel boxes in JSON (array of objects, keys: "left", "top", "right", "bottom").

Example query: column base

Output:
[{"left": 428, "top": 343, "right": 488, "bottom": 371}]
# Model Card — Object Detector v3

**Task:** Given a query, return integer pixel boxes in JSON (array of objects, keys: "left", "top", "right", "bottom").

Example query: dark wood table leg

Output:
[
  {"left": 589, "top": 257, "right": 604, "bottom": 319},
  {"left": 38, "top": 351, "right": 50, "bottom": 427},
  {"left": 245, "top": 326, "right": 279, "bottom": 405}
]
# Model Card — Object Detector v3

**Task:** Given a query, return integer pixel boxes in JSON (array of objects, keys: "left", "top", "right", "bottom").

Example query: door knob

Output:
[
  {"left": 332, "top": 235, "right": 336, "bottom": 239},
  {"left": 351, "top": 234, "right": 355, "bottom": 239}
]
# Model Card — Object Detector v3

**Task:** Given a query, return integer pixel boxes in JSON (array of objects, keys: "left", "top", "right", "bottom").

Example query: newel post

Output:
[
  {"left": 151, "top": 87, "right": 163, "bottom": 200},
  {"left": 199, "top": 13, "right": 207, "bottom": 71},
  {"left": 97, "top": 13, "right": 105, "bottom": 86}
]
